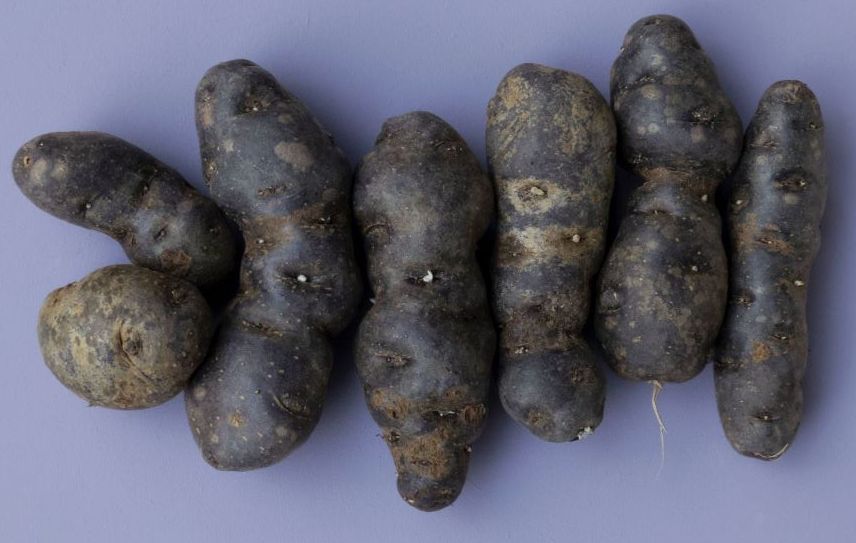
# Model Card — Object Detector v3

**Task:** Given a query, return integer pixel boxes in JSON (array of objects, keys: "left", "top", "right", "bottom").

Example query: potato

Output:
[
  {"left": 594, "top": 15, "right": 742, "bottom": 382},
  {"left": 715, "top": 81, "right": 826, "bottom": 460},
  {"left": 13, "top": 132, "right": 237, "bottom": 289},
  {"left": 185, "top": 60, "right": 362, "bottom": 470},
  {"left": 486, "top": 63, "right": 614, "bottom": 442},
  {"left": 354, "top": 111, "right": 495, "bottom": 511},
  {"left": 38, "top": 265, "right": 213, "bottom": 409}
]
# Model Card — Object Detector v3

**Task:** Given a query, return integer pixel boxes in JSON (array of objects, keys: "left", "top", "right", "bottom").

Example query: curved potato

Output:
[
  {"left": 185, "top": 60, "right": 362, "bottom": 470},
  {"left": 13, "top": 132, "right": 237, "bottom": 289}
]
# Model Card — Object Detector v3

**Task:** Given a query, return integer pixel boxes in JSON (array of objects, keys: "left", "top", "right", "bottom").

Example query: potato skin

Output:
[
  {"left": 354, "top": 112, "right": 495, "bottom": 511},
  {"left": 12, "top": 133, "right": 237, "bottom": 289},
  {"left": 185, "top": 60, "right": 362, "bottom": 471},
  {"left": 595, "top": 15, "right": 742, "bottom": 382},
  {"left": 37, "top": 265, "right": 213, "bottom": 409},
  {"left": 486, "top": 64, "right": 614, "bottom": 441},
  {"left": 715, "top": 81, "right": 826, "bottom": 460}
]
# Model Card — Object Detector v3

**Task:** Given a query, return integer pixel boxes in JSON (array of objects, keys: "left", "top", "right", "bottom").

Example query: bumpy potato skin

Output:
[
  {"left": 486, "top": 64, "right": 614, "bottom": 442},
  {"left": 354, "top": 112, "right": 495, "bottom": 511},
  {"left": 12, "top": 133, "right": 237, "bottom": 289},
  {"left": 186, "top": 60, "right": 362, "bottom": 471},
  {"left": 715, "top": 81, "right": 826, "bottom": 460},
  {"left": 595, "top": 15, "right": 742, "bottom": 382},
  {"left": 37, "top": 265, "right": 212, "bottom": 409}
]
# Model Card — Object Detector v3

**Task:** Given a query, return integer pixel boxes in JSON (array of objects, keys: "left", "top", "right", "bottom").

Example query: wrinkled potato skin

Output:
[
  {"left": 486, "top": 64, "right": 614, "bottom": 442},
  {"left": 186, "top": 60, "right": 362, "bottom": 471},
  {"left": 13, "top": 133, "right": 237, "bottom": 289},
  {"left": 37, "top": 265, "right": 213, "bottom": 409},
  {"left": 595, "top": 15, "right": 742, "bottom": 382},
  {"left": 354, "top": 112, "right": 495, "bottom": 512},
  {"left": 715, "top": 81, "right": 826, "bottom": 460}
]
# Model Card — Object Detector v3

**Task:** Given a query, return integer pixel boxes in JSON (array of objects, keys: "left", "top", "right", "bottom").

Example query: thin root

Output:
[{"left": 650, "top": 380, "right": 666, "bottom": 477}]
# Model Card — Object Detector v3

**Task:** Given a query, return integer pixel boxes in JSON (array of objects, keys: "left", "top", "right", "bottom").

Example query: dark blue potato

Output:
[
  {"left": 354, "top": 112, "right": 495, "bottom": 511},
  {"left": 486, "top": 64, "right": 615, "bottom": 442},
  {"left": 12, "top": 133, "right": 237, "bottom": 289},
  {"left": 38, "top": 265, "right": 213, "bottom": 409},
  {"left": 595, "top": 15, "right": 742, "bottom": 382},
  {"left": 185, "top": 60, "right": 362, "bottom": 471},
  {"left": 716, "top": 81, "right": 826, "bottom": 460}
]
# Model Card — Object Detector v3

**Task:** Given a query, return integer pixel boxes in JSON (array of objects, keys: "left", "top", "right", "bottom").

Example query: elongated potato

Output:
[
  {"left": 715, "top": 81, "right": 826, "bottom": 460},
  {"left": 38, "top": 265, "right": 213, "bottom": 409},
  {"left": 13, "top": 133, "right": 237, "bottom": 289},
  {"left": 595, "top": 15, "right": 742, "bottom": 382},
  {"left": 354, "top": 112, "right": 495, "bottom": 511},
  {"left": 486, "top": 63, "right": 614, "bottom": 441},
  {"left": 185, "top": 60, "right": 362, "bottom": 470}
]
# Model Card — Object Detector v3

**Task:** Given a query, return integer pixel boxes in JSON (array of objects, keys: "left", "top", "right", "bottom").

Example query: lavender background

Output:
[{"left": 1, "top": 1, "right": 854, "bottom": 541}]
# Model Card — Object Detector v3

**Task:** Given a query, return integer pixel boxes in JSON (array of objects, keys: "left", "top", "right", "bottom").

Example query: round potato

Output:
[{"left": 38, "top": 265, "right": 213, "bottom": 409}]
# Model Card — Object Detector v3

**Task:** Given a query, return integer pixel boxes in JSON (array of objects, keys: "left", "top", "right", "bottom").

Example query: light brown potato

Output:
[{"left": 38, "top": 265, "right": 213, "bottom": 409}]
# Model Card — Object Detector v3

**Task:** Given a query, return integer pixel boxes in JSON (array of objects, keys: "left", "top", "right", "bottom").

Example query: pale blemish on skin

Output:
[
  {"left": 274, "top": 141, "right": 314, "bottom": 172},
  {"left": 640, "top": 85, "right": 662, "bottom": 100},
  {"left": 502, "top": 225, "right": 598, "bottom": 265},
  {"left": 501, "top": 177, "right": 573, "bottom": 215},
  {"left": 31, "top": 158, "right": 49, "bottom": 181},
  {"left": 499, "top": 75, "right": 530, "bottom": 110},
  {"left": 51, "top": 161, "right": 68, "bottom": 180},
  {"left": 198, "top": 101, "right": 214, "bottom": 128},
  {"left": 690, "top": 125, "right": 706, "bottom": 143}
]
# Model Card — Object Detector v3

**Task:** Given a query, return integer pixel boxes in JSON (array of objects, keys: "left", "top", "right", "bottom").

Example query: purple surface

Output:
[{"left": 1, "top": 1, "right": 854, "bottom": 541}]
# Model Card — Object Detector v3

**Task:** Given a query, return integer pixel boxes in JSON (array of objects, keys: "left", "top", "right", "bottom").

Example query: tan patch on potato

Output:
[
  {"left": 159, "top": 249, "right": 192, "bottom": 275},
  {"left": 640, "top": 85, "right": 663, "bottom": 100},
  {"left": 51, "top": 161, "right": 68, "bottom": 180},
  {"left": 390, "top": 431, "right": 458, "bottom": 481},
  {"left": 458, "top": 403, "right": 487, "bottom": 426},
  {"left": 369, "top": 388, "right": 411, "bottom": 421},
  {"left": 31, "top": 158, "right": 49, "bottom": 181},
  {"left": 558, "top": 96, "right": 604, "bottom": 156},
  {"left": 499, "top": 74, "right": 530, "bottom": 110},
  {"left": 274, "top": 141, "right": 314, "bottom": 172},
  {"left": 500, "top": 177, "right": 573, "bottom": 214},
  {"left": 752, "top": 341, "right": 772, "bottom": 363},
  {"left": 499, "top": 225, "right": 602, "bottom": 266},
  {"left": 198, "top": 101, "right": 214, "bottom": 128},
  {"left": 229, "top": 412, "right": 245, "bottom": 428}
]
